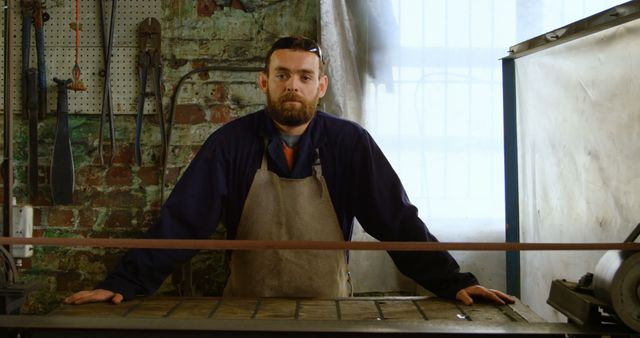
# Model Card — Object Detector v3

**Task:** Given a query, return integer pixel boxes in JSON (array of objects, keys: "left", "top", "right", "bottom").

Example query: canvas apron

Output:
[{"left": 223, "top": 145, "right": 351, "bottom": 298}]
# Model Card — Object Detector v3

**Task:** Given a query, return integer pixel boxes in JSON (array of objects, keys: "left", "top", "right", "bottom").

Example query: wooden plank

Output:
[
  {"left": 339, "top": 299, "right": 381, "bottom": 320},
  {"left": 48, "top": 300, "right": 141, "bottom": 318},
  {"left": 377, "top": 300, "right": 424, "bottom": 321},
  {"left": 127, "top": 299, "right": 180, "bottom": 318},
  {"left": 210, "top": 299, "right": 258, "bottom": 320},
  {"left": 415, "top": 298, "right": 468, "bottom": 321},
  {"left": 297, "top": 300, "right": 338, "bottom": 320},
  {"left": 170, "top": 299, "right": 220, "bottom": 319},
  {"left": 254, "top": 299, "right": 297, "bottom": 320}
]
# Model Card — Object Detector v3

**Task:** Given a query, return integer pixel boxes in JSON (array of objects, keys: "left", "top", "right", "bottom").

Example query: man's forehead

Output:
[{"left": 269, "top": 49, "right": 321, "bottom": 74}]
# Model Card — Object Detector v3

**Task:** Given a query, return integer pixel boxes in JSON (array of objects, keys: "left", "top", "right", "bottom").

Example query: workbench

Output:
[{"left": 1, "top": 296, "right": 634, "bottom": 337}]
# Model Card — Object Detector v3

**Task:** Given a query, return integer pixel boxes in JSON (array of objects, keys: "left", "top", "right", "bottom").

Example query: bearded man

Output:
[{"left": 66, "top": 36, "right": 513, "bottom": 306}]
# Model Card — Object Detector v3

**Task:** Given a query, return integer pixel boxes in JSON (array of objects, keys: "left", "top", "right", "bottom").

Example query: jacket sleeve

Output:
[
  {"left": 96, "top": 135, "right": 227, "bottom": 299},
  {"left": 351, "top": 129, "right": 478, "bottom": 299}
]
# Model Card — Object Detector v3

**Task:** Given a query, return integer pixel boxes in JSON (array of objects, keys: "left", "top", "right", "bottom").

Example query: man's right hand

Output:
[{"left": 64, "top": 289, "right": 124, "bottom": 305}]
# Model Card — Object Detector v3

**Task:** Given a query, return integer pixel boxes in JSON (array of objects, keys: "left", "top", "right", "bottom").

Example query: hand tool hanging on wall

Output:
[
  {"left": 135, "top": 18, "right": 164, "bottom": 166},
  {"left": 20, "top": 1, "right": 33, "bottom": 120},
  {"left": 67, "top": 0, "right": 86, "bottom": 91},
  {"left": 98, "top": 0, "right": 118, "bottom": 165},
  {"left": 27, "top": 69, "right": 39, "bottom": 199},
  {"left": 20, "top": 0, "right": 49, "bottom": 120},
  {"left": 50, "top": 78, "right": 75, "bottom": 205},
  {"left": 3, "top": 0, "right": 15, "bottom": 240}
]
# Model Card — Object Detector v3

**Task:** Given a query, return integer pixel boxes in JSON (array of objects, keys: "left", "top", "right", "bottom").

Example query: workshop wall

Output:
[{"left": 0, "top": 0, "right": 318, "bottom": 314}]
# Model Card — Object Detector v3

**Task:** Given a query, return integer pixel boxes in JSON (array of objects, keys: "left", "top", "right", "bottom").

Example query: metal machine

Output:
[
  {"left": 548, "top": 223, "right": 640, "bottom": 333},
  {"left": 0, "top": 245, "right": 35, "bottom": 315}
]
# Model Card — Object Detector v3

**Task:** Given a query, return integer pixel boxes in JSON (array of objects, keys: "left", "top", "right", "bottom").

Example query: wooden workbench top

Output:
[
  {"left": 1, "top": 296, "right": 625, "bottom": 337},
  {"left": 47, "top": 296, "right": 540, "bottom": 322}
]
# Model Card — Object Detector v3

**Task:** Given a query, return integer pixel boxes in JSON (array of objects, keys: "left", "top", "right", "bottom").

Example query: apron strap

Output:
[
  {"left": 261, "top": 139, "right": 269, "bottom": 169},
  {"left": 312, "top": 148, "right": 322, "bottom": 177}
]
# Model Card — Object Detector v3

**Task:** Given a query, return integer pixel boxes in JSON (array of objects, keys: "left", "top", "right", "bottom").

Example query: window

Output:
[{"left": 364, "top": 0, "right": 623, "bottom": 287}]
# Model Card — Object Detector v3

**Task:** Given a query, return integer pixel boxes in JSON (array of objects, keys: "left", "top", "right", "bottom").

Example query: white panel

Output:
[{"left": 515, "top": 18, "right": 640, "bottom": 321}]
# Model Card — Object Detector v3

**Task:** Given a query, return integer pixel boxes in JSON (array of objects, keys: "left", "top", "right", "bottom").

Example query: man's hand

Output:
[
  {"left": 455, "top": 285, "right": 515, "bottom": 306},
  {"left": 64, "top": 289, "right": 124, "bottom": 305}
]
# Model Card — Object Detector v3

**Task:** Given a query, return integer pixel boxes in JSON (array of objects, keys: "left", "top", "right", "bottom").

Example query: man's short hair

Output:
[{"left": 264, "top": 35, "right": 325, "bottom": 76}]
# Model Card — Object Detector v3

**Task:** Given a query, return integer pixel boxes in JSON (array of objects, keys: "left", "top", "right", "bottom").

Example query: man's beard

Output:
[{"left": 266, "top": 89, "right": 319, "bottom": 127}]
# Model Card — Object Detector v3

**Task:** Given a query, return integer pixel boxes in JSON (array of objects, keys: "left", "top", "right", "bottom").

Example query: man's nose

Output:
[{"left": 285, "top": 76, "right": 300, "bottom": 92}]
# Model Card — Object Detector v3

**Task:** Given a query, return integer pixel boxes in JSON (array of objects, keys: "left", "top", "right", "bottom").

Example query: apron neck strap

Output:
[
  {"left": 261, "top": 139, "right": 269, "bottom": 169},
  {"left": 313, "top": 148, "right": 322, "bottom": 177}
]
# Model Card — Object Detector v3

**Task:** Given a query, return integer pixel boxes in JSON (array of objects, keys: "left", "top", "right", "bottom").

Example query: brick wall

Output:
[{"left": 1, "top": 0, "right": 318, "bottom": 314}]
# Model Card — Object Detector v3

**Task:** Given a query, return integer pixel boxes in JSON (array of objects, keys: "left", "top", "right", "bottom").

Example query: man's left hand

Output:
[{"left": 455, "top": 285, "right": 515, "bottom": 305}]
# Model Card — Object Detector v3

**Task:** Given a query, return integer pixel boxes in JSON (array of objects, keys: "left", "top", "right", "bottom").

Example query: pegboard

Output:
[{"left": 1, "top": 0, "right": 163, "bottom": 116}]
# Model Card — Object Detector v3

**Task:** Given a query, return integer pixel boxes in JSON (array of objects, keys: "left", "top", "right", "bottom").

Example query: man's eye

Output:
[{"left": 275, "top": 74, "right": 287, "bottom": 80}]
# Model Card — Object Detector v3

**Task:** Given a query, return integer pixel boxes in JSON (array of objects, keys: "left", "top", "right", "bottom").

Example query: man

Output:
[{"left": 66, "top": 35, "right": 513, "bottom": 305}]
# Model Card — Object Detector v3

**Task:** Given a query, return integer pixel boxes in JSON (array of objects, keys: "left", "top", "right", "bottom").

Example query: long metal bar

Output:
[
  {"left": 502, "top": 58, "right": 520, "bottom": 298},
  {"left": 0, "top": 237, "right": 638, "bottom": 251},
  {"left": 3, "top": 0, "right": 14, "bottom": 246}
]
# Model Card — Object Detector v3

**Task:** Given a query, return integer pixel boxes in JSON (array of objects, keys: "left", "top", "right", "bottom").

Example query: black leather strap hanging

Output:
[{"left": 50, "top": 78, "right": 74, "bottom": 205}]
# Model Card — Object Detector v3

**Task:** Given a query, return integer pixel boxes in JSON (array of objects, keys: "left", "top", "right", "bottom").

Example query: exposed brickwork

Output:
[
  {"left": 111, "top": 143, "right": 136, "bottom": 166},
  {"left": 76, "top": 166, "right": 106, "bottom": 186},
  {"left": 197, "top": 0, "right": 219, "bottom": 17},
  {"left": 106, "top": 166, "right": 134, "bottom": 186},
  {"left": 105, "top": 209, "right": 139, "bottom": 228},
  {"left": 164, "top": 167, "right": 183, "bottom": 187},
  {"left": 77, "top": 208, "right": 102, "bottom": 229},
  {"left": 47, "top": 208, "right": 75, "bottom": 227},
  {"left": 33, "top": 208, "right": 42, "bottom": 227},
  {"left": 210, "top": 83, "right": 227, "bottom": 103},
  {"left": 175, "top": 104, "right": 207, "bottom": 124},
  {"left": 137, "top": 167, "right": 161, "bottom": 186},
  {"left": 29, "top": 190, "right": 53, "bottom": 207},
  {"left": 209, "top": 104, "right": 232, "bottom": 123}
]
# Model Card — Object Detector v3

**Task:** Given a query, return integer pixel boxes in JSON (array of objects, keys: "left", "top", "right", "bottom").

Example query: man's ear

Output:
[
  {"left": 258, "top": 71, "right": 268, "bottom": 93},
  {"left": 318, "top": 74, "right": 329, "bottom": 98}
]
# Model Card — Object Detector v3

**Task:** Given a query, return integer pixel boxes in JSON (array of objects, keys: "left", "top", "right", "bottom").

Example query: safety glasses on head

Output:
[{"left": 264, "top": 35, "right": 324, "bottom": 72}]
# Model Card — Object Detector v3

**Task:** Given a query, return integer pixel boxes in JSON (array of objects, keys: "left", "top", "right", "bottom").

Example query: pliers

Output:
[
  {"left": 135, "top": 18, "right": 165, "bottom": 166},
  {"left": 21, "top": 0, "right": 49, "bottom": 120},
  {"left": 98, "top": 0, "right": 118, "bottom": 166}
]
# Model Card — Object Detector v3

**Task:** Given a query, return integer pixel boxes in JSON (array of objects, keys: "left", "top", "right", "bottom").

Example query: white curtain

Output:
[{"left": 318, "top": 0, "right": 365, "bottom": 122}]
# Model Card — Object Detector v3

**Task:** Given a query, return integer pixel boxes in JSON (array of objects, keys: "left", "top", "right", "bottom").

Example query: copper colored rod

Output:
[{"left": 0, "top": 237, "right": 638, "bottom": 251}]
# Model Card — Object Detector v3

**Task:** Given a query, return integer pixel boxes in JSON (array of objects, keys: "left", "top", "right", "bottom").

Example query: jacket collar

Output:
[
  {"left": 257, "top": 109, "right": 328, "bottom": 149},
  {"left": 257, "top": 109, "right": 328, "bottom": 177}
]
